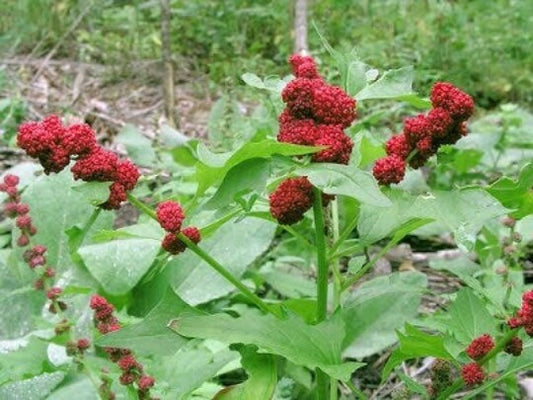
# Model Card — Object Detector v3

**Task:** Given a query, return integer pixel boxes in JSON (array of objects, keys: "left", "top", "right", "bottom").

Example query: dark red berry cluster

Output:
[
  {"left": 1, "top": 174, "right": 37, "bottom": 246},
  {"left": 155, "top": 200, "right": 201, "bottom": 254},
  {"left": 1, "top": 174, "right": 92, "bottom": 345},
  {"left": 269, "top": 177, "right": 314, "bottom": 225},
  {"left": 17, "top": 115, "right": 140, "bottom": 209},
  {"left": 373, "top": 82, "right": 474, "bottom": 185},
  {"left": 270, "top": 55, "right": 355, "bottom": 225},
  {"left": 90, "top": 295, "right": 156, "bottom": 400},
  {"left": 508, "top": 290, "right": 533, "bottom": 336},
  {"left": 278, "top": 54, "right": 356, "bottom": 164}
]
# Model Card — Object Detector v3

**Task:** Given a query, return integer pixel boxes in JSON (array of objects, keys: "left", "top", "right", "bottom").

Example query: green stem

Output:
[
  {"left": 127, "top": 194, "right": 273, "bottom": 315},
  {"left": 178, "top": 233, "right": 272, "bottom": 315},
  {"left": 72, "top": 208, "right": 101, "bottom": 249},
  {"left": 329, "top": 215, "right": 358, "bottom": 257},
  {"left": 330, "top": 199, "right": 342, "bottom": 311},
  {"left": 312, "top": 188, "right": 329, "bottom": 400},
  {"left": 330, "top": 377, "right": 338, "bottom": 400},
  {"left": 316, "top": 369, "right": 329, "bottom": 400},
  {"left": 313, "top": 188, "right": 328, "bottom": 323},
  {"left": 283, "top": 224, "right": 314, "bottom": 249},
  {"left": 127, "top": 193, "right": 157, "bottom": 220},
  {"left": 344, "top": 380, "right": 367, "bottom": 400}
]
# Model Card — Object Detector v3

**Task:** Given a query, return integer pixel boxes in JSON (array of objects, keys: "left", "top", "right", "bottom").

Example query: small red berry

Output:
[
  {"left": 461, "top": 363, "right": 485, "bottom": 385},
  {"left": 156, "top": 201, "right": 185, "bottom": 233},
  {"left": 138, "top": 375, "right": 155, "bottom": 391},
  {"left": 504, "top": 337, "right": 523, "bottom": 356},
  {"left": 466, "top": 334, "right": 495, "bottom": 360}
]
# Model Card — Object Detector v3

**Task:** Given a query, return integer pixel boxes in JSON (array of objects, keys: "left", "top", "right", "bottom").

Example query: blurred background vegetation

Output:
[{"left": 1, "top": 0, "right": 532, "bottom": 109}]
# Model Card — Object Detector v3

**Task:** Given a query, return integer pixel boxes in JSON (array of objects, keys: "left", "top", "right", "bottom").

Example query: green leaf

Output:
[
  {"left": 0, "top": 337, "right": 50, "bottom": 384},
  {"left": 195, "top": 140, "right": 320, "bottom": 197},
  {"left": 149, "top": 345, "right": 238, "bottom": 399},
  {"left": 95, "top": 288, "right": 201, "bottom": 356},
  {"left": 445, "top": 288, "right": 497, "bottom": 344},
  {"left": 78, "top": 237, "right": 160, "bottom": 295},
  {"left": 160, "top": 124, "right": 190, "bottom": 147},
  {"left": 169, "top": 311, "right": 364, "bottom": 382},
  {"left": 216, "top": 346, "right": 277, "bottom": 400},
  {"left": 242, "top": 73, "right": 266, "bottom": 89},
  {"left": 205, "top": 158, "right": 270, "bottom": 209},
  {"left": 382, "top": 324, "right": 453, "bottom": 380},
  {"left": 358, "top": 188, "right": 508, "bottom": 250},
  {"left": 295, "top": 163, "right": 391, "bottom": 207},
  {"left": 355, "top": 66, "right": 415, "bottom": 101},
  {"left": 342, "top": 272, "right": 427, "bottom": 359},
  {"left": 46, "top": 378, "right": 97, "bottom": 400},
  {"left": 487, "top": 163, "right": 533, "bottom": 219},
  {"left": 71, "top": 181, "right": 112, "bottom": 206},
  {"left": 20, "top": 170, "right": 113, "bottom": 270},
  {"left": 0, "top": 372, "right": 65, "bottom": 400},
  {"left": 116, "top": 123, "right": 157, "bottom": 166},
  {"left": 169, "top": 217, "right": 276, "bottom": 305}
]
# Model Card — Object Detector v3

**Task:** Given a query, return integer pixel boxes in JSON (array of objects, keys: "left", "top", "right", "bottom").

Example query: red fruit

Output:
[
  {"left": 161, "top": 226, "right": 201, "bottom": 255},
  {"left": 3, "top": 202, "right": 19, "bottom": 218},
  {"left": 277, "top": 111, "right": 319, "bottom": 146},
  {"left": 372, "top": 155, "right": 406, "bottom": 185},
  {"left": 404, "top": 114, "right": 429, "bottom": 147},
  {"left": 289, "top": 54, "right": 320, "bottom": 79},
  {"left": 465, "top": 334, "right": 495, "bottom": 360},
  {"left": 16, "top": 215, "right": 32, "bottom": 229},
  {"left": 90, "top": 294, "right": 110, "bottom": 310},
  {"left": 311, "top": 84, "right": 356, "bottom": 128},
  {"left": 430, "top": 82, "right": 474, "bottom": 121},
  {"left": 62, "top": 123, "right": 96, "bottom": 155},
  {"left": 3, "top": 174, "right": 19, "bottom": 187},
  {"left": 156, "top": 201, "right": 185, "bottom": 233},
  {"left": 100, "top": 182, "right": 127, "bottom": 210},
  {"left": 77, "top": 338, "right": 91, "bottom": 351},
  {"left": 46, "top": 287, "right": 62, "bottom": 300},
  {"left": 427, "top": 107, "right": 453, "bottom": 138},
  {"left": 17, "top": 234, "right": 29, "bottom": 247},
  {"left": 116, "top": 160, "right": 140, "bottom": 191},
  {"left": 118, "top": 355, "right": 139, "bottom": 371},
  {"left": 138, "top": 375, "right": 155, "bottom": 391},
  {"left": 386, "top": 134, "right": 411, "bottom": 160},
  {"left": 282, "top": 78, "right": 321, "bottom": 119},
  {"left": 312, "top": 125, "right": 353, "bottom": 164},
  {"left": 71, "top": 148, "right": 119, "bottom": 182},
  {"left": 461, "top": 363, "right": 485, "bottom": 385},
  {"left": 16, "top": 203, "right": 30, "bottom": 215},
  {"left": 269, "top": 177, "right": 314, "bottom": 225},
  {"left": 119, "top": 372, "right": 136, "bottom": 386}
]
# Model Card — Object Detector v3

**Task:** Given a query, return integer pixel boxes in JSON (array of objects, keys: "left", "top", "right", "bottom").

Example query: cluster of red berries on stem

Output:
[
  {"left": 155, "top": 200, "right": 201, "bottom": 254},
  {"left": 90, "top": 295, "right": 156, "bottom": 400},
  {"left": 17, "top": 115, "right": 140, "bottom": 209},
  {"left": 460, "top": 325, "right": 525, "bottom": 386},
  {"left": 270, "top": 54, "right": 355, "bottom": 225},
  {"left": 373, "top": 82, "right": 474, "bottom": 185},
  {"left": 279, "top": 54, "right": 356, "bottom": 164},
  {"left": 1, "top": 173, "right": 91, "bottom": 343}
]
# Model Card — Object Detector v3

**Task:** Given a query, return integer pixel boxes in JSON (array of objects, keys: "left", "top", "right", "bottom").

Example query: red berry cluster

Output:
[
  {"left": 1, "top": 174, "right": 92, "bottom": 346},
  {"left": 465, "top": 334, "right": 495, "bottom": 360},
  {"left": 270, "top": 55, "right": 354, "bottom": 225},
  {"left": 461, "top": 362, "right": 485, "bottom": 386},
  {"left": 1, "top": 174, "right": 37, "bottom": 246},
  {"left": 155, "top": 200, "right": 201, "bottom": 255},
  {"left": 269, "top": 177, "right": 313, "bottom": 225},
  {"left": 278, "top": 55, "right": 356, "bottom": 164},
  {"left": 508, "top": 290, "right": 533, "bottom": 336},
  {"left": 373, "top": 82, "right": 474, "bottom": 185},
  {"left": 90, "top": 295, "right": 156, "bottom": 399},
  {"left": 17, "top": 115, "right": 140, "bottom": 209}
]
